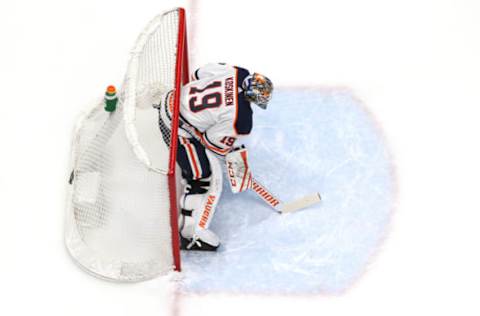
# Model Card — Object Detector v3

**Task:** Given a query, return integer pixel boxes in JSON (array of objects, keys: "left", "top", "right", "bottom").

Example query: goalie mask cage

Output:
[{"left": 65, "top": 8, "right": 189, "bottom": 282}]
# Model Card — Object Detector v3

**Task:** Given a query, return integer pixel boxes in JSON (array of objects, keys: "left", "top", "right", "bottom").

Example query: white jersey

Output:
[{"left": 178, "top": 63, "right": 253, "bottom": 155}]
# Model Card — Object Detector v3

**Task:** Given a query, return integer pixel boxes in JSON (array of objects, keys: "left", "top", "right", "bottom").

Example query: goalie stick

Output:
[
  {"left": 176, "top": 119, "right": 321, "bottom": 212},
  {"left": 251, "top": 178, "right": 321, "bottom": 213},
  {"left": 224, "top": 147, "right": 321, "bottom": 213}
]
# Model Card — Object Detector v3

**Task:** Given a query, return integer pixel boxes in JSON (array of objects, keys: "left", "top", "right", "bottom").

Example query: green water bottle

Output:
[{"left": 104, "top": 85, "right": 118, "bottom": 112}]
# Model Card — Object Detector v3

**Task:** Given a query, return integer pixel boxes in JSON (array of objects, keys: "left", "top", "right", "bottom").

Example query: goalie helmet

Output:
[{"left": 242, "top": 73, "right": 273, "bottom": 109}]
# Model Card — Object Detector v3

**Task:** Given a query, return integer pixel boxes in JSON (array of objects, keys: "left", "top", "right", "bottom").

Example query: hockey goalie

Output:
[{"left": 155, "top": 63, "right": 274, "bottom": 251}]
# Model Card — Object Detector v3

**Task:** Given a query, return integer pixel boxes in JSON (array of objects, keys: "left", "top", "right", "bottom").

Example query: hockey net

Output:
[{"left": 65, "top": 8, "right": 188, "bottom": 282}]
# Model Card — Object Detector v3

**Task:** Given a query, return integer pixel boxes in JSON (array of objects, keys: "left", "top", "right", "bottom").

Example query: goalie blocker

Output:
[{"left": 225, "top": 146, "right": 253, "bottom": 193}]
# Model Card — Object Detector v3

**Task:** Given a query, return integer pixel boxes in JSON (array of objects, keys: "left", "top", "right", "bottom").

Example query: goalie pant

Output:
[{"left": 177, "top": 136, "right": 211, "bottom": 180}]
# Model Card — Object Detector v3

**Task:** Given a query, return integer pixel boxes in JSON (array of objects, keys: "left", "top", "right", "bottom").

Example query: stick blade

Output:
[{"left": 279, "top": 193, "right": 321, "bottom": 213}]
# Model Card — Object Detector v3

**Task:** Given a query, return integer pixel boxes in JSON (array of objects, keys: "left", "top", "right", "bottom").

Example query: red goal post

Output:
[{"left": 169, "top": 7, "right": 189, "bottom": 272}]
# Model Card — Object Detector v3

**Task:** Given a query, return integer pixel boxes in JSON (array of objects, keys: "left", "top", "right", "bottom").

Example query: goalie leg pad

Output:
[{"left": 178, "top": 151, "right": 223, "bottom": 251}]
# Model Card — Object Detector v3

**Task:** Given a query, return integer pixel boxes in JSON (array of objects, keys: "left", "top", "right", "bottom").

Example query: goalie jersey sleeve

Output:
[{"left": 179, "top": 63, "right": 252, "bottom": 155}]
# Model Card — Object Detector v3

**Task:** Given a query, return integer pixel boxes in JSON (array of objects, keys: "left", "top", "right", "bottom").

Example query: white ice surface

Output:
[{"left": 181, "top": 88, "right": 395, "bottom": 294}]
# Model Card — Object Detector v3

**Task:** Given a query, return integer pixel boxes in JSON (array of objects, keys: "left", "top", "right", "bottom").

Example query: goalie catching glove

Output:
[{"left": 225, "top": 146, "right": 253, "bottom": 193}]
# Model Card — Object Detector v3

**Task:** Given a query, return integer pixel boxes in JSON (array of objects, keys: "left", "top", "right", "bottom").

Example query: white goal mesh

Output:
[{"left": 65, "top": 8, "right": 187, "bottom": 282}]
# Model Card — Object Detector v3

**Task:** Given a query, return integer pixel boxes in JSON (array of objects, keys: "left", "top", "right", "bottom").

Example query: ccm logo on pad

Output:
[{"left": 227, "top": 162, "right": 237, "bottom": 188}]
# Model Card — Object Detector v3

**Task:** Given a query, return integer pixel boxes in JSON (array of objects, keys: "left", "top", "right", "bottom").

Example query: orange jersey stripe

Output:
[
  {"left": 182, "top": 137, "right": 201, "bottom": 179},
  {"left": 199, "top": 133, "right": 231, "bottom": 155},
  {"left": 239, "top": 150, "right": 250, "bottom": 191}
]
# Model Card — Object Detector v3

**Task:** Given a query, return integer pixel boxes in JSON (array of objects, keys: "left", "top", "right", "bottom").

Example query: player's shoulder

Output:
[
  {"left": 232, "top": 65, "right": 250, "bottom": 83},
  {"left": 235, "top": 92, "right": 253, "bottom": 135},
  {"left": 221, "top": 65, "right": 252, "bottom": 135}
]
